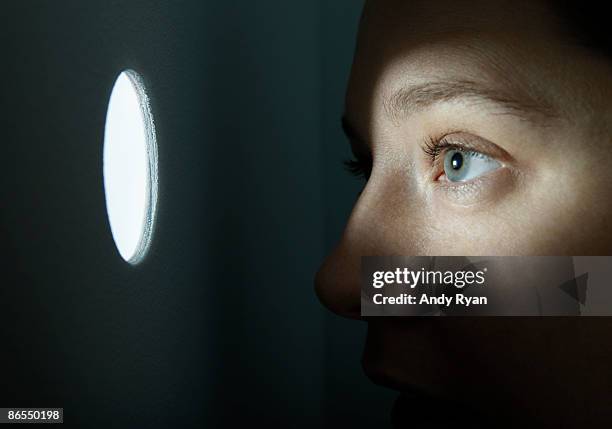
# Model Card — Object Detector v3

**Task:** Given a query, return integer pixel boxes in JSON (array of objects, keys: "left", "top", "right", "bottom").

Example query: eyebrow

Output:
[{"left": 383, "top": 79, "right": 560, "bottom": 124}]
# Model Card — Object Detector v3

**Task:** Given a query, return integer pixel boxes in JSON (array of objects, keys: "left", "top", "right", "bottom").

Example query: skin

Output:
[{"left": 315, "top": 0, "right": 612, "bottom": 427}]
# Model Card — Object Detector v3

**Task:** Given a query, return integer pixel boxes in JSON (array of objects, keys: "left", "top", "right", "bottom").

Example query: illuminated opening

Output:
[{"left": 103, "top": 70, "right": 158, "bottom": 264}]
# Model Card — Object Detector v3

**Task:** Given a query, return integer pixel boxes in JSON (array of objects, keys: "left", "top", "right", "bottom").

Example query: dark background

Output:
[{"left": 0, "top": 1, "right": 395, "bottom": 427}]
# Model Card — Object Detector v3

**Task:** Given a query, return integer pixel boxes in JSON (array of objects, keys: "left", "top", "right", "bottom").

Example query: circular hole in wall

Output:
[{"left": 103, "top": 70, "right": 158, "bottom": 264}]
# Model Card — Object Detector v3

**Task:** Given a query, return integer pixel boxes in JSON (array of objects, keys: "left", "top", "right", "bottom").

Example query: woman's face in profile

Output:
[{"left": 316, "top": 0, "right": 612, "bottom": 426}]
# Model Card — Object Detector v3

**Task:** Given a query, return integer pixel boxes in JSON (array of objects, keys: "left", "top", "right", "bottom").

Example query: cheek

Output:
[
  {"left": 517, "top": 161, "right": 612, "bottom": 254},
  {"left": 424, "top": 218, "right": 525, "bottom": 255},
  {"left": 419, "top": 186, "right": 535, "bottom": 255},
  {"left": 512, "top": 129, "right": 612, "bottom": 254},
  {"left": 422, "top": 200, "right": 603, "bottom": 256},
  {"left": 420, "top": 166, "right": 612, "bottom": 255},
  {"left": 362, "top": 140, "right": 612, "bottom": 256}
]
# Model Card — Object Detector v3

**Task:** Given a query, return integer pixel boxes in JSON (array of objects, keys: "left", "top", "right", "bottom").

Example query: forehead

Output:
[{"left": 345, "top": 0, "right": 574, "bottom": 128}]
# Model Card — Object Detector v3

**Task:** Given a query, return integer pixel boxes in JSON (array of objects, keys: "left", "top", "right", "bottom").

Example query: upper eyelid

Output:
[
  {"left": 425, "top": 141, "right": 486, "bottom": 161},
  {"left": 423, "top": 132, "right": 513, "bottom": 165},
  {"left": 422, "top": 136, "right": 472, "bottom": 163}
]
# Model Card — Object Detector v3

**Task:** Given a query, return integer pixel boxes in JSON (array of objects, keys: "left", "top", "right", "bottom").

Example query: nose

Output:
[
  {"left": 315, "top": 176, "right": 422, "bottom": 319},
  {"left": 314, "top": 227, "right": 366, "bottom": 320}
]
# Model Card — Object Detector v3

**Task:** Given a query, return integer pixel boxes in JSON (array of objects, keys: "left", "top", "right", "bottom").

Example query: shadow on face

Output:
[{"left": 315, "top": 0, "right": 612, "bottom": 426}]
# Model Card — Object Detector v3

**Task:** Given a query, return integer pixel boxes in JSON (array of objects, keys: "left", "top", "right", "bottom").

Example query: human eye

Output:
[
  {"left": 344, "top": 155, "right": 372, "bottom": 181},
  {"left": 423, "top": 132, "right": 508, "bottom": 183},
  {"left": 422, "top": 132, "right": 517, "bottom": 205},
  {"left": 341, "top": 116, "right": 373, "bottom": 182},
  {"left": 442, "top": 149, "right": 500, "bottom": 182}
]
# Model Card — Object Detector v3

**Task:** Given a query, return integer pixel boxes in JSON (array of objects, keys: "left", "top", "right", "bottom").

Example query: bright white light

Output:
[{"left": 103, "top": 70, "right": 158, "bottom": 264}]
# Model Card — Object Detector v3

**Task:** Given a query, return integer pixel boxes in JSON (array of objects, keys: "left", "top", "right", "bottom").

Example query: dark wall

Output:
[{"left": 0, "top": 1, "right": 392, "bottom": 427}]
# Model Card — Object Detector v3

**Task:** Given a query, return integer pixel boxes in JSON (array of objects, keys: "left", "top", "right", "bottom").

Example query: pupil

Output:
[{"left": 451, "top": 152, "right": 463, "bottom": 170}]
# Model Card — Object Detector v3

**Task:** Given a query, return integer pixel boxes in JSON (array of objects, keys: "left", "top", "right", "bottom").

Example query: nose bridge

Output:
[
  {"left": 346, "top": 170, "right": 422, "bottom": 254},
  {"left": 315, "top": 175, "right": 422, "bottom": 319}
]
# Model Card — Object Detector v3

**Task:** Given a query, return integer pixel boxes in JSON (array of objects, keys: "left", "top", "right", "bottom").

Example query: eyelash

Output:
[
  {"left": 344, "top": 134, "right": 501, "bottom": 181},
  {"left": 343, "top": 158, "right": 372, "bottom": 181},
  {"left": 422, "top": 136, "right": 463, "bottom": 164},
  {"left": 344, "top": 155, "right": 372, "bottom": 180},
  {"left": 343, "top": 135, "right": 455, "bottom": 180},
  {"left": 343, "top": 136, "right": 454, "bottom": 181}
]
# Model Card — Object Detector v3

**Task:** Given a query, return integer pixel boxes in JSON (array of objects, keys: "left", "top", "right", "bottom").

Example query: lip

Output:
[
  {"left": 363, "top": 318, "right": 527, "bottom": 428},
  {"left": 366, "top": 320, "right": 513, "bottom": 428},
  {"left": 361, "top": 318, "right": 451, "bottom": 397}
]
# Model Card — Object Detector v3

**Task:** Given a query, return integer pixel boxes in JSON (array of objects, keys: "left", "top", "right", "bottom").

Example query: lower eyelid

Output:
[
  {"left": 430, "top": 166, "right": 516, "bottom": 207},
  {"left": 434, "top": 175, "right": 488, "bottom": 199}
]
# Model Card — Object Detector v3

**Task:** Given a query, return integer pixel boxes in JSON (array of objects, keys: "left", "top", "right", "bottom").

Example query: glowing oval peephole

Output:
[{"left": 103, "top": 70, "right": 158, "bottom": 264}]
